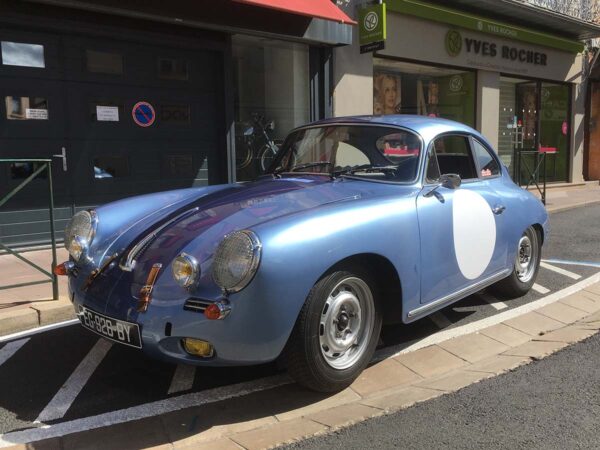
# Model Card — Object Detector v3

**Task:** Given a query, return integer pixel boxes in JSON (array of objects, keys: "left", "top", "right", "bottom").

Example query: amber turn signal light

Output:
[
  {"left": 53, "top": 261, "right": 74, "bottom": 276},
  {"left": 204, "top": 302, "right": 231, "bottom": 320}
]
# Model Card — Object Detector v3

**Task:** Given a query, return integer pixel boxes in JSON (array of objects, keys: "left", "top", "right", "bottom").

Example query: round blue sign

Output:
[{"left": 132, "top": 101, "right": 156, "bottom": 127}]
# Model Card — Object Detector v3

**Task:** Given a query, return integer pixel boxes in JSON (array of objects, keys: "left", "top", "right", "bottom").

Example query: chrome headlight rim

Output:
[
  {"left": 172, "top": 252, "right": 200, "bottom": 288},
  {"left": 65, "top": 210, "right": 98, "bottom": 262},
  {"left": 212, "top": 230, "right": 261, "bottom": 294}
]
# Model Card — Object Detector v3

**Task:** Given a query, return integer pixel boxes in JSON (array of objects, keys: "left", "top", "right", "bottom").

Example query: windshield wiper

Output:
[
  {"left": 290, "top": 161, "right": 332, "bottom": 172},
  {"left": 333, "top": 165, "right": 398, "bottom": 177}
]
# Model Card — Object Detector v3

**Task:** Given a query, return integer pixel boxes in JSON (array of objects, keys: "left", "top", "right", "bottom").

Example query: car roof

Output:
[{"left": 306, "top": 114, "right": 489, "bottom": 147}]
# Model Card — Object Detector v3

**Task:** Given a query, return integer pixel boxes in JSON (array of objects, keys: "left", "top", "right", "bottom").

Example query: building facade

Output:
[
  {"left": 0, "top": 0, "right": 352, "bottom": 245},
  {"left": 334, "top": 0, "right": 600, "bottom": 185}
]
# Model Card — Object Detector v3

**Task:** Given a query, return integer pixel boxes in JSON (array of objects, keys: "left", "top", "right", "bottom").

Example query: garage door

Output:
[{"left": 0, "top": 28, "right": 223, "bottom": 246}]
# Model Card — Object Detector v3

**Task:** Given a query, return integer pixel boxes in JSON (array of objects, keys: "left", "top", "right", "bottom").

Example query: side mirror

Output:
[{"left": 440, "top": 173, "right": 461, "bottom": 189}]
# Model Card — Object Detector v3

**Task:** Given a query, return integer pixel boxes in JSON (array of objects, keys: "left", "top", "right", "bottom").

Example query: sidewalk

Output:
[{"left": 0, "top": 183, "right": 598, "bottom": 336}]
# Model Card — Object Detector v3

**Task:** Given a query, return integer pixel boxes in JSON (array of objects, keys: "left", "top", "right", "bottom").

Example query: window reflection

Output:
[
  {"left": 86, "top": 50, "right": 123, "bottom": 74},
  {"left": 93, "top": 156, "right": 129, "bottom": 178},
  {"left": 10, "top": 162, "right": 47, "bottom": 179},
  {"left": 5, "top": 96, "right": 49, "bottom": 120},
  {"left": 1, "top": 41, "right": 45, "bottom": 68},
  {"left": 158, "top": 58, "right": 188, "bottom": 80},
  {"left": 165, "top": 154, "right": 194, "bottom": 177}
]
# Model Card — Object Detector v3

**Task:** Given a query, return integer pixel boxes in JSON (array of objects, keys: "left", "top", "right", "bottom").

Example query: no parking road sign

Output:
[{"left": 132, "top": 101, "right": 156, "bottom": 127}]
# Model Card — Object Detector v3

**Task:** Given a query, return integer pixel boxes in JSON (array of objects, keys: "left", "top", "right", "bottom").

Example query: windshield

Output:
[{"left": 268, "top": 125, "right": 421, "bottom": 183}]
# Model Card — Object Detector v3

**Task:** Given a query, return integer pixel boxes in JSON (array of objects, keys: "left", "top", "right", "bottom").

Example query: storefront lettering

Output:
[{"left": 463, "top": 37, "right": 547, "bottom": 66}]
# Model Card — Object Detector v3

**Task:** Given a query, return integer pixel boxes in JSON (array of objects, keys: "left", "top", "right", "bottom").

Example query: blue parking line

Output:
[{"left": 542, "top": 258, "right": 600, "bottom": 269}]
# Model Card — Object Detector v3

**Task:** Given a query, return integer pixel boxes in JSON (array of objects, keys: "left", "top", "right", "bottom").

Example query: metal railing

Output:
[
  {"left": 0, "top": 159, "right": 58, "bottom": 299},
  {"left": 513, "top": 148, "right": 548, "bottom": 205}
]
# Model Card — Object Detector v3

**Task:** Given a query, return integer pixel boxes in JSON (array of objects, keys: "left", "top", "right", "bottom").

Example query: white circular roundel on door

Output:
[{"left": 452, "top": 189, "right": 496, "bottom": 280}]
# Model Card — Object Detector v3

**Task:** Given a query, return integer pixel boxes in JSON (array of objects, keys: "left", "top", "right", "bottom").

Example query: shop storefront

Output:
[
  {"left": 0, "top": 0, "right": 352, "bottom": 245},
  {"left": 334, "top": 0, "right": 586, "bottom": 184}
]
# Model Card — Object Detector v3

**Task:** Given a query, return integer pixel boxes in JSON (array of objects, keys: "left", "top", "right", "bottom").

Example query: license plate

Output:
[{"left": 77, "top": 305, "right": 142, "bottom": 349}]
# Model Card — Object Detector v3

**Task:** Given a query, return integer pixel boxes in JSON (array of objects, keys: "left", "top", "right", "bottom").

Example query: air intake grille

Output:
[{"left": 184, "top": 298, "right": 214, "bottom": 313}]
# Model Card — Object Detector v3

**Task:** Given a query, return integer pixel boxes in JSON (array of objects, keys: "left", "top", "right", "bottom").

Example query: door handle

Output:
[
  {"left": 492, "top": 205, "right": 506, "bottom": 215},
  {"left": 52, "top": 147, "right": 67, "bottom": 172}
]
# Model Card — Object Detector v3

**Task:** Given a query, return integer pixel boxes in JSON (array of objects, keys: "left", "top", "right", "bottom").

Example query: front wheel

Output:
[
  {"left": 285, "top": 268, "right": 382, "bottom": 392},
  {"left": 491, "top": 226, "right": 541, "bottom": 298}
]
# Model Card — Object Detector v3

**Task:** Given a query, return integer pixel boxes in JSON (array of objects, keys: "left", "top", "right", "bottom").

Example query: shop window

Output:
[
  {"left": 86, "top": 50, "right": 123, "bottom": 74},
  {"left": 165, "top": 154, "right": 194, "bottom": 177},
  {"left": 373, "top": 60, "right": 475, "bottom": 127},
  {"left": 5, "top": 96, "right": 48, "bottom": 120},
  {"left": 232, "top": 34, "right": 309, "bottom": 181},
  {"left": 10, "top": 162, "right": 47, "bottom": 179},
  {"left": 89, "top": 101, "right": 123, "bottom": 122},
  {"left": 472, "top": 139, "right": 500, "bottom": 178},
  {"left": 1, "top": 41, "right": 45, "bottom": 68},
  {"left": 158, "top": 58, "right": 188, "bottom": 80},
  {"left": 161, "top": 104, "right": 190, "bottom": 123},
  {"left": 93, "top": 156, "right": 129, "bottom": 178}
]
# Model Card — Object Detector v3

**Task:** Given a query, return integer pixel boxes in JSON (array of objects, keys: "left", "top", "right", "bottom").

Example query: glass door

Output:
[{"left": 539, "top": 83, "right": 570, "bottom": 182}]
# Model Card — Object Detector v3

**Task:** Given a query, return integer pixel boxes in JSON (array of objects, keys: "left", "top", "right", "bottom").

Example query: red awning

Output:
[{"left": 233, "top": 0, "right": 356, "bottom": 24}]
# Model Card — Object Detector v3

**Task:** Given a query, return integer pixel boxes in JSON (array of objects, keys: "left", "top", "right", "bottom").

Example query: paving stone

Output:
[
  {"left": 360, "top": 385, "right": 442, "bottom": 411},
  {"left": 415, "top": 369, "right": 492, "bottom": 392},
  {"left": 393, "top": 345, "right": 467, "bottom": 378},
  {"left": 535, "top": 326, "right": 597, "bottom": 344},
  {"left": 174, "top": 437, "right": 241, "bottom": 450},
  {"left": 1, "top": 438, "right": 63, "bottom": 450},
  {"left": 503, "top": 340, "right": 568, "bottom": 359},
  {"left": 275, "top": 387, "right": 360, "bottom": 421},
  {"left": 480, "top": 323, "right": 532, "bottom": 347},
  {"left": 559, "top": 292, "right": 600, "bottom": 313},
  {"left": 584, "top": 282, "right": 600, "bottom": 296},
  {"left": 536, "top": 302, "right": 589, "bottom": 324},
  {"left": 350, "top": 359, "right": 422, "bottom": 397},
  {"left": 464, "top": 355, "right": 530, "bottom": 375},
  {"left": 437, "top": 333, "right": 509, "bottom": 364},
  {"left": 306, "top": 403, "right": 381, "bottom": 428},
  {"left": 231, "top": 418, "right": 326, "bottom": 450},
  {"left": 30, "top": 297, "right": 76, "bottom": 326},
  {"left": 62, "top": 417, "right": 171, "bottom": 450},
  {"left": 503, "top": 311, "right": 564, "bottom": 337},
  {"left": 0, "top": 307, "right": 39, "bottom": 336},
  {"left": 579, "top": 309, "right": 600, "bottom": 323}
]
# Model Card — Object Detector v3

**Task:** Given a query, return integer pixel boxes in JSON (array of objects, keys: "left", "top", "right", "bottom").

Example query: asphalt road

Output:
[
  {"left": 284, "top": 331, "right": 600, "bottom": 450},
  {"left": 0, "top": 204, "right": 599, "bottom": 443}
]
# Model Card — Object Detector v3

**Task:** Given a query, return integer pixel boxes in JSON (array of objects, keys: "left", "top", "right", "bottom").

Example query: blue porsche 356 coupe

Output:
[{"left": 58, "top": 115, "right": 548, "bottom": 392}]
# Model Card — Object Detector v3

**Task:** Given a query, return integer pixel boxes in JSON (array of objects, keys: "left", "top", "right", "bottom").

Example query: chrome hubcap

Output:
[
  {"left": 319, "top": 277, "right": 374, "bottom": 370},
  {"left": 516, "top": 230, "right": 538, "bottom": 283}
]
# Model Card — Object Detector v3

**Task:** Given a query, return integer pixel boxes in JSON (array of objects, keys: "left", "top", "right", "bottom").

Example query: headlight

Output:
[
  {"left": 212, "top": 230, "right": 261, "bottom": 293},
  {"left": 172, "top": 253, "right": 199, "bottom": 288},
  {"left": 65, "top": 210, "right": 97, "bottom": 261}
]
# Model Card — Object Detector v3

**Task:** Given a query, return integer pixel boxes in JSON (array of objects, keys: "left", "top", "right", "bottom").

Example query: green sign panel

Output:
[
  {"left": 359, "top": 3, "right": 387, "bottom": 46},
  {"left": 386, "top": 0, "right": 584, "bottom": 53}
]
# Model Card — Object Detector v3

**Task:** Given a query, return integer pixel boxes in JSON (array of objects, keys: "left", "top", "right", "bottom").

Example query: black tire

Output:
[
  {"left": 491, "top": 226, "right": 541, "bottom": 299},
  {"left": 285, "top": 267, "right": 382, "bottom": 392}
]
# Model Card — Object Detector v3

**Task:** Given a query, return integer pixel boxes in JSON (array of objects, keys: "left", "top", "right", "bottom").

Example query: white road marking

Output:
[
  {"left": 167, "top": 364, "right": 196, "bottom": 395},
  {"left": 35, "top": 339, "right": 113, "bottom": 423},
  {"left": 429, "top": 312, "right": 452, "bottom": 328},
  {"left": 479, "top": 293, "right": 508, "bottom": 310},
  {"left": 542, "top": 258, "right": 600, "bottom": 269},
  {"left": 540, "top": 262, "right": 582, "bottom": 280},
  {"left": 0, "top": 339, "right": 29, "bottom": 367},
  {"left": 0, "top": 319, "right": 79, "bottom": 344},
  {"left": 532, "top": 283, "right": 550, "bottom": 294},
  {"left": 0, "top": 375, "right": 290, "bottom": 447},
  {"left": 1, "top": 271, "right": 598, "bottom": 447}
]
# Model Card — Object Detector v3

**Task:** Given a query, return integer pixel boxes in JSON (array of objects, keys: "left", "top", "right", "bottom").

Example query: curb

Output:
[
  {"left": 0, "top": 297, "right": 75, "bottom": 337},
  {"left": 546, "top": 198, "right": 600, "bottom": 214},
  {"left": 2, "top": 283, "right": 600, "bottom": 450}
]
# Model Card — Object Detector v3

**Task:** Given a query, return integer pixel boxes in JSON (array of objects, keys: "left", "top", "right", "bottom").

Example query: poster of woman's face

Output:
[{"left": 374, "top": 71, "right": 401, "bottom": 115}]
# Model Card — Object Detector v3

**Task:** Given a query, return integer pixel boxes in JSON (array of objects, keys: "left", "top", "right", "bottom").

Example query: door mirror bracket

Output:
[{"left": 424, "top": 173, "right": 461, "bottom": 199}]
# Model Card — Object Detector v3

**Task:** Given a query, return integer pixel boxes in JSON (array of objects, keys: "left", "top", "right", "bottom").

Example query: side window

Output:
[
  {"left": 431, "top": 135, "right": 477, "bottom": 180},
  {"left": 472, "top": 139, "right": 500, "bottom": 178},
  {"left": 425, "top": 146, "right": 440, "bottom": 182}
]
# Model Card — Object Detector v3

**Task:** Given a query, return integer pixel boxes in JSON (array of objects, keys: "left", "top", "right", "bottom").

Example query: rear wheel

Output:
[
  {"left": 286, "top": 268, "right": 382, "bottom": 392},
  {"left": 492, "top": 226, "right": 541, "bottom": 298}
]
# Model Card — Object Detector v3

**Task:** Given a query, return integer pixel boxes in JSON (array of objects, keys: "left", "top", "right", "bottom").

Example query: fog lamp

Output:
[{"left": 183, "top": 338, "right": 214, "bottom": 357}]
